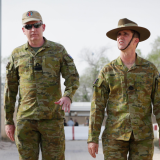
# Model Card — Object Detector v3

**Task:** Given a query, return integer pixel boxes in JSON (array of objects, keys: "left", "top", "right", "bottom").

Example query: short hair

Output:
[
  {"left": 131, "top": 30, "right": 140, "bottom": 47},
  {"left": 131, "top": 30, "right": 140, "bottom": 40}
]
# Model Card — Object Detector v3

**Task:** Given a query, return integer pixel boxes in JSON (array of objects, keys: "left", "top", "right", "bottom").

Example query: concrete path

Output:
[
  {"left": 153, "top": 146, "right": 160, "bottom": 160},
  {"left": 0, "top": 140, "right": 159, "bottom": 160}
]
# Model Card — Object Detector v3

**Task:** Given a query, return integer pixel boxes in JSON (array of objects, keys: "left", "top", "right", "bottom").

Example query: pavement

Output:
[{"left": 0, "top": 140, "right": 160, "bottom": 160}]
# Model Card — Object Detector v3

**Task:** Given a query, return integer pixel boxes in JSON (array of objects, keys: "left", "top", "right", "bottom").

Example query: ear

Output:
[
  {"left": 133, "top": 38, "right": 139, "bottom": 45},
  {"left": 136, "top": 38, "right": 139, "bottom": 46},
  {"left": 42, "top": 24, "right": 45, "bottom": 32},
  {"left": 135, "top": 38, "right": 139, "bottom": 43},
  {"left": 22, "top": 27, "right": 26, "bottom": 35}
]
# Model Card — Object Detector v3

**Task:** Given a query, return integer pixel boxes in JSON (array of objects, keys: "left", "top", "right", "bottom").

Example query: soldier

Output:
[
  {"left": 87, "top": 18, "right": 160, "bottom": 160},
  {"left": 4, "top": 10, "right": 79, "bottom": 160}
]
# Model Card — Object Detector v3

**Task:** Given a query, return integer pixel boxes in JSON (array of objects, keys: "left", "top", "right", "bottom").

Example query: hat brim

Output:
[
  {"left": 22, "top": 18, "right": 42, "bottom": 25},
  {"left": 106, "top": 26, "right": 150, "bottom": 42}
]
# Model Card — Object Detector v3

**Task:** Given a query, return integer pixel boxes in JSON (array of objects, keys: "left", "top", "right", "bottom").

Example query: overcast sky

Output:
[{"left": 2, "top": 0, "right": 160, "bottom": 75}]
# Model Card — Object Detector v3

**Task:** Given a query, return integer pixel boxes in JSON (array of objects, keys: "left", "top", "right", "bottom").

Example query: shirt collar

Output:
[
  {"left": 135, "top": 54, "right": 143, "bottom": 65},
  {"left": 24, "top": 37, "right": 50, "bottom": 50},
  {"left": 115, "top": 54, "right": 145, "bottom": 66}
]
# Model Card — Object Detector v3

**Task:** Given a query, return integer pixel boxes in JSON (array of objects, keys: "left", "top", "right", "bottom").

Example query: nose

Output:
[
  {"left": 117, "top": 34, "right": 124, "bottom": 41},
  {"left": 31, "top": 25, "right": 36, "bottom": 31}
]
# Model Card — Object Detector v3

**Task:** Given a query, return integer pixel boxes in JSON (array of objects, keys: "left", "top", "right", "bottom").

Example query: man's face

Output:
[
  {"left": 22, "top": 21, "right": 45, "bottom": 42},
  {"left": 117, "top": 30, "right": 133, "bottom": 50}
]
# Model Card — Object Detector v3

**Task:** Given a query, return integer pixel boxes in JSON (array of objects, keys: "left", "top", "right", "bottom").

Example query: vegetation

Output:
[
  {"left": 146, "top": 36, "right": 160, "bottom": 72},
  {"left": 73, "top": 47, "right": 109, "bottom": 102}
]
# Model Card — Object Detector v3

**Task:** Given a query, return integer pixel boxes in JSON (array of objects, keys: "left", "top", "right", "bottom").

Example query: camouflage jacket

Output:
[
  {"left": 4, "top": 37, "right": 79, "bottom": 125},
  {"left": 88, "top": 55, "right": 160, "bottom": 143}
]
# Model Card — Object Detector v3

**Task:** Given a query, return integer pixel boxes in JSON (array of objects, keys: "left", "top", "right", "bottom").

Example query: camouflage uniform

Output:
[
  {"left": 4, "top": 37, "right": 79, "bottom": 160},
  {"left": 88, "top": 55, "right": 160, "bottom": 160}
]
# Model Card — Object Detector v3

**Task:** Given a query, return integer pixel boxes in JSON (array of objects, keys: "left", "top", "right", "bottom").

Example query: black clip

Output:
[{"left": 34, "top": 63, "right": 42, "bottom": 71}]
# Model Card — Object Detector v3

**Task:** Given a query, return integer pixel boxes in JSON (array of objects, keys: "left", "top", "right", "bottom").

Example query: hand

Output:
[
  {"left": 54, "top": 97, "right": 71, "bottom": 113},
  {"left": 5, "top": 125, "right": 15, "bottom": 141},
  {"left": 88, "top": 142, "right": 99, "bottom": 158}
]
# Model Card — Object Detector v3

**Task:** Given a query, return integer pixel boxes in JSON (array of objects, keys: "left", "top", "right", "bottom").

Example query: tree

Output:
[
  {"left": 146, "top": 36, "right": 160, "bottom": 72},
  {"left": 136, "top": 49, "right": 146, "bottom": 59},
  {"left": 73, "top": 47, "right": 110, "bottom": 102}
]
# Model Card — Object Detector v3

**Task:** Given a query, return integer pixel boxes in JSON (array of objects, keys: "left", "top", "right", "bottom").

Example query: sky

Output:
[{"left": 2, "top": 0, "right": 160, "bottom": 76}]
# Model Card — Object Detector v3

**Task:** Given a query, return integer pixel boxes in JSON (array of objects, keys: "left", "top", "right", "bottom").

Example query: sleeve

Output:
[
  {"left": 152, "top": 70, "right": 160, "bottom": 137},
  {"left": 4, "top": 55, "right": 19, "bottom": 125},
  {"left": 87, "top": 70, "right": 109, "bottom": 144},
  {"left": 60, "top": 47, "right": 79, "bottom": 102}
]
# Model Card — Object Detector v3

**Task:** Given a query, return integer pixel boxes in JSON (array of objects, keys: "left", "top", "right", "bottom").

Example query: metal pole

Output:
[{"left": 0, "top": 0, "right": 1, "bottom": 139}]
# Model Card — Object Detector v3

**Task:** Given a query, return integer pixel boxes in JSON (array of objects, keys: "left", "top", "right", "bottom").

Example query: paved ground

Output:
[{"left": 0, "top": 140, "right": 160, "bottom": 160}]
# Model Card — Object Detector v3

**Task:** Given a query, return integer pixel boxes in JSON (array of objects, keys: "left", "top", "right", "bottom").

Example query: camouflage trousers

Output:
[
  {"left": 15, "top": 119, "right": 65, "bottom": 160},
  {"left": 102, "top": 132, "right": 154, "bottom": 160}
]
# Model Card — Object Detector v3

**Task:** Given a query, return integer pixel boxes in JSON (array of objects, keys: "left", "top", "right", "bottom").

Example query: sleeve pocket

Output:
[
  {"left": 93, "top": 78, "right": 104, "bottom": 88},
  {"left": 157, "top": 76, "right": 160, "bottom": 92},
  {"left": 97, "top": 78, "right": 103, "bottom": 87},
  {"left": 6, "top": 62, "right": 14, "bottom": 77}
]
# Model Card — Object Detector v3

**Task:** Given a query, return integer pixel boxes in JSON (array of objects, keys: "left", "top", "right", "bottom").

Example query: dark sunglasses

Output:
[{"left": 24, "top": 22, "right": 43, "bottom": 30}]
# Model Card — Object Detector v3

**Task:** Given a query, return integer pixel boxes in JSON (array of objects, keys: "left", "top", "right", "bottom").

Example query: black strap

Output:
[{"left": 120, "top": 31, "right": 135, "bottom": 51}]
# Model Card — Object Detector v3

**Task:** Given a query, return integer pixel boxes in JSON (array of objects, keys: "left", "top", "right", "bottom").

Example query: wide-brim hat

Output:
[{"left": 106, "top": 18, "right": 150, "bottom": 42}]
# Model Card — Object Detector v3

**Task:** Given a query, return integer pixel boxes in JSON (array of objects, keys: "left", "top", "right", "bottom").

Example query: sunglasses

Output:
[{"left": 24, "top": 22, "right": 43, "bottom": 30}]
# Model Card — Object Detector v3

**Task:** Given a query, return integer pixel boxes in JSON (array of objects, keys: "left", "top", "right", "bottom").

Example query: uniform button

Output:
[{"left": 129, "top": 86, "right": 134, "bottom": 90}]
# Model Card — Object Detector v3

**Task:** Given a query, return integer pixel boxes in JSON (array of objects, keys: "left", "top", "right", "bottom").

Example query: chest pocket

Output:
[
  {"left": 136, "top": 74, "right": 152, "bottom": 94},
  {"left": 42, "top": 55, "right": 60, "bottom": 77},
  {"left": 15, "top": 57, "right": 32, "bottom": 78},
  {"left": 136, "top": 73, "right": 153, "bottom": 102},
  {"left": 108, "top": 73, "right": 124, "bottom": 96}
]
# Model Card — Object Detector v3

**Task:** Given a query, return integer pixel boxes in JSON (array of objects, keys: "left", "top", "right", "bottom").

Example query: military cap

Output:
[{"left": 22, "top": 10, "right": 43, "bottom": 25}]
